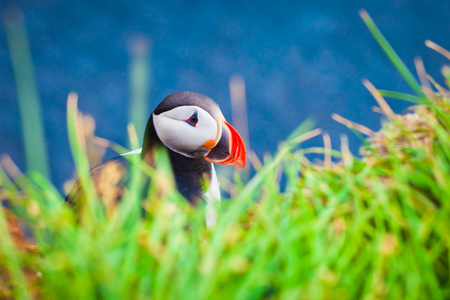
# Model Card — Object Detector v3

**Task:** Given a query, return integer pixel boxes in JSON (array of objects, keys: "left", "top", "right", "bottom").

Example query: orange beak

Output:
[{"left": 205, "top": 118, "right": 246, "bottom": 168}]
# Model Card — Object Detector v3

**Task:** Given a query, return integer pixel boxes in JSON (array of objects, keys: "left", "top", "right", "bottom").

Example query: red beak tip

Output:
[{"left": 238, "top": 159, "right": 246, "bottom": 169}]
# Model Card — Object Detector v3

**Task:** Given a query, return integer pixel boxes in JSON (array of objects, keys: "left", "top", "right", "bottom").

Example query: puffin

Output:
[{"left": 65, "top": 91, "right": 246, "bottom": 228}]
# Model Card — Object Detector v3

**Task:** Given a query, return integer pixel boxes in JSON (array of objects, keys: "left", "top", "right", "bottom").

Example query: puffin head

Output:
[{"left": 144, "top": 91, "right": 246, "bottom": 168}]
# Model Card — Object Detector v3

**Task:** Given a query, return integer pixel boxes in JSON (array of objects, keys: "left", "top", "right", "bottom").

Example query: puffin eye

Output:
[{"left": 185, "top": 112, "right": 199, "bottom": 127}]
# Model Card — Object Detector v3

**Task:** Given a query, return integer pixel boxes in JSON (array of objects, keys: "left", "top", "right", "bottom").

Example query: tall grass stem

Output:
[
  {"left": 3, "top": 7, "right": 49, "bottom": 178},
  {"left": 128, "top": 36, "right": 152, "bottom": 145}
]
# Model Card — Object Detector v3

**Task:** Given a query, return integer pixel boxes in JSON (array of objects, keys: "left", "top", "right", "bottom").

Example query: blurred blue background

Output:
[{"left": 1, "top": 0, "right": 449, "bottom": 191}]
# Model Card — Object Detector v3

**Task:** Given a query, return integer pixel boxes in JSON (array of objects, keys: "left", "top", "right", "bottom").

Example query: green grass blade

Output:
[
  {"left": 360, "top": 10, "right": 425, "bottom": 98},
  {"left": 128, "top": 37, "right": 151, "bottom": 145},
  {"left": 3, "top": 7, "right": 49, "bottom": 178},
  {"left": 378, "top": 90, "right": 425, "bottom": 104}
]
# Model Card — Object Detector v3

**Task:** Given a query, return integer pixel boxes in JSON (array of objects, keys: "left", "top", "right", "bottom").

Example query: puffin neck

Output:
[
  {"left": 141, "top": 114, "right": 212, "bottom": 203},
  {"left": 168, "top": 150, "right": 212, "bottom": 204}
]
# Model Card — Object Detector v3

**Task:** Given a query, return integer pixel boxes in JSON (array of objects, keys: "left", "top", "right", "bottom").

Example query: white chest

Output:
[{"left": 203, "top": 164, "right": 221, "bottom": 229}]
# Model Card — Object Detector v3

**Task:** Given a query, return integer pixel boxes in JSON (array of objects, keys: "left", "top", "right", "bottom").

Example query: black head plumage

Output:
[{"left": 153, "top": 91, "right": 221, "bottom": 118}]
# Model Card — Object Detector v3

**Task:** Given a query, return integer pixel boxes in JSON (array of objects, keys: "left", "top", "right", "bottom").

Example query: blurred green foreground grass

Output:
[{"left": 1, "top": 9, "right": 450, "bottom": 300}]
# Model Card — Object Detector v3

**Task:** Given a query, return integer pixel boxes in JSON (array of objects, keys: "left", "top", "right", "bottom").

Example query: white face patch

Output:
[{"left": 153, "top": 106, "right": 218, "bottom": 158}]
